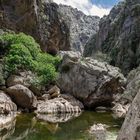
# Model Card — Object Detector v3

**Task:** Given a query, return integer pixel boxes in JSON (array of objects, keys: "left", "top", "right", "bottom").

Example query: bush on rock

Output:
[{"left": 0, "top": 33, "right": 61, "bottom": 86}]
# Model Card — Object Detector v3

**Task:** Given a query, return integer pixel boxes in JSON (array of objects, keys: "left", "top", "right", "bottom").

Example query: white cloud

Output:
[{"left": 53, "top": 0, "right": 111, "bottom": 17}]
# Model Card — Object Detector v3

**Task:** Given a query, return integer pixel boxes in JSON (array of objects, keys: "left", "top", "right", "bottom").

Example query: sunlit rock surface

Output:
[
  {"left": 58, "top": 52, "right": 126, "bottom": 108},
  {"left": 36, "top": 97, "right": 81, "bottom": 114}
]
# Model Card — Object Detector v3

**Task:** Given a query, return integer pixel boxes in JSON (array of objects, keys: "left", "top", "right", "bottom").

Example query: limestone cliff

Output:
[
  {"left": 58, "top": 5, "right": 99, "bottom": 53},
  {"left": 0, "top": 0, "right": 99, "bottom": 54},
  {"left": 84, "top": 0, "right": 140, "bottom": 74}
]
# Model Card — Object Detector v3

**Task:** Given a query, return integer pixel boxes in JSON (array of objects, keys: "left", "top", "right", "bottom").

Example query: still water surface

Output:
[{"left": 6, "top": 111, "right": 122, "bottom": 140}]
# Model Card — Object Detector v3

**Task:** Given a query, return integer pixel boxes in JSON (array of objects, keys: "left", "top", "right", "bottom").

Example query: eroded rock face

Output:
[
  {"left": 58, "top": 5, "right": 100, "bottom": 53},
  {"left": 112, "top": 66, "right": 140, "bottom": 118},
  {"left": 120, "top": 66, "right": 140, "bottom": 103},
  {"left": 6, "top": 84, "right": 36, "bottom": 109},
  {"left": 117, "top": 90, "right": 140, "bottom": 140},
  {"left": 36, "top": 97, "right": 81, "bottom": 114},
  {"left": 84, "top": 0, "right": 140, "bottom": 74},
  {"left": 58, "top": 52, "right": 126, "bottom": 108},
  {"left": 0, "top": 0, "right": 99, "bottom": 54}
]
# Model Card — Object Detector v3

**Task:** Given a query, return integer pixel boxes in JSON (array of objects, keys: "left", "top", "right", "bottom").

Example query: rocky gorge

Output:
[{"left": 0, "top": 0, "right": 139, "bottom": 140}]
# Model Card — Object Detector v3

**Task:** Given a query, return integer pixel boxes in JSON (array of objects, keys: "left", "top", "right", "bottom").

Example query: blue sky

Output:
[
  {"left": 92, "top": 0, "right": 120, "bottom": 8},
  {"left": 53, "top": 0, "right": 121, "bottom": 17}
]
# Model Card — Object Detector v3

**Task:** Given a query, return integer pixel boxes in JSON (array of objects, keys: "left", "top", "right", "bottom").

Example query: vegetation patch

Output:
[{"left": 0, "top": 33, "right": 61, "bottom": 85}]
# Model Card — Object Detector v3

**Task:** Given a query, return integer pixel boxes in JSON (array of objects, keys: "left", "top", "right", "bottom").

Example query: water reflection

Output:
[
  {"left": 1, "top": 112, "right": 122, "bottom": 140},
  {"left": 37, "top": 112, "right": 81, "bottom": 123},
  {"left": 0, "top": 114, "right": 16, "bottom": 140}
]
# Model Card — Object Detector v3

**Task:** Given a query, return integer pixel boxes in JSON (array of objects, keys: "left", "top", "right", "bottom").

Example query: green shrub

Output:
[{"left": 0, "top": 33, "right": 61, "bottom": 85}]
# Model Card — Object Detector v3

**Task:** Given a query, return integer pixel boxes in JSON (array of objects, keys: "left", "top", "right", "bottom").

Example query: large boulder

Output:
[
  {"left": 0, "top": 90, "right": 17, "bottom": 114},
  {"left": 6, "top": 71, "right": 42, "bottom": 97},
  {"left": 6, "top": 84, "right": 36, "bottom": 109},
  {"left": 58, "top": 52, "right": 126, "bottom": 108},
  {"left": 36, "top": 97, "right": 81, "bottom": 114},
  {"left": 117, "top": 89, "right": 140, "bottom": 140},
  {"left": 6, "top": 71, "right": 34, "bottom": 88}
]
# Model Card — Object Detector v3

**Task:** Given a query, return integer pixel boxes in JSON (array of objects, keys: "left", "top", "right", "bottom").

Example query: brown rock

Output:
[
  {"left": 6, "top": 84, "right": 36, "bottom": 109},
  {"left": 47, "top": 85, "right": 60, "bottom": 99}
]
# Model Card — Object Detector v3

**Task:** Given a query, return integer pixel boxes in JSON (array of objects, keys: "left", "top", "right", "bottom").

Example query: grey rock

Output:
[
  {"left": 120, "top": 66, "right": 140, "bottom": 103},
  {"left": 58, "top": 51, "right": 81, "bottom": 60},
  {"left": 117, "top": 89, "right": 140, "bottom": 140},
  {"left": 95, "top": 106, "right": 110, "bottom": 112},
  {"left": 0, "top": 90, "right": 17, "bottom": 114},
  {"left": 89, "top": 124, "right": 107, "bottom": 140},
  {"left": 6, "top": 84, "right": 36, "bottom": 109},
  {"left": 112, "top": 66, "right": 140, "bottom": 118},
  {"left": 7, "top": 71, "right": 35, "bottom": 87},
  {"left": 36, "top": 97, "right": 81, "bottom": 114},
  {"left": 47, "top": 85, "right": 60, "bottom": 99},
  {"left": 61, "top": 94, "right": 84, "bottom": 109},
  {"left": 7, "top": 75, "right": 24, "bottom": 87},
  {"left": 6, "top": 71, "right": 43, "bottom": 97},
  {"left": 58, "top": 5, "right": 100, "bottom": 53},
  {"left": 112, "top": 103, "right": 130, "bottom": 118},
  {"left": 58, "top": 52, "right": 126, "bottom": 108}
]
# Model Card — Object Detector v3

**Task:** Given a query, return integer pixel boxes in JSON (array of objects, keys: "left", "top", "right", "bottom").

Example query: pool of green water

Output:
[{"left": 5, "top": 111, "right": 123, "bottom": 140}]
